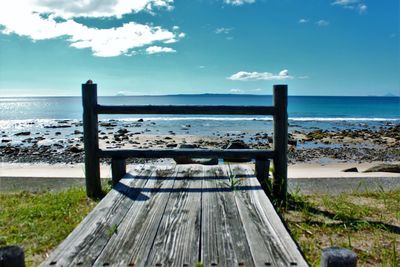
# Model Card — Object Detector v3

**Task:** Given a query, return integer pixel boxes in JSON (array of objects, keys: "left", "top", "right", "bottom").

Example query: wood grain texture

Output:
[
  {"left": 232, "top": 165, "right": 308, "bottom": 267},
  {"left": 68, "top": 165, "right": 156, "bottom": 267},
  {"left": 145, "top": 165, "right": 202, "bottom": 267},
  {"left": 99, "top": 148, "right": 274, "bottom": 160},
  {"left": 93, "top": 165, "right": 177, "bottom": 267},
  {"left": 82, "top": 83, "right": 102, "bottom": 198},
  {"left": 111, "top": 158, "right": 126, "bottom": 185},
  {"left": 255, "top": 159, "right": 271, "bottom": 195},
  {"left": 97, "top": 105, "right": 275, "bottom": 116},
  {"left": 40, "top": 165, "right": 151, "bottom": 267},
  {"left": 41, "top": 164, "right": 307, "bottom": 267},
  {"left": 273, "top": 85, "right": 288, "bottom": 204},
  {"left": 201, "top": 165, "right": 255, "bottom": 267}
]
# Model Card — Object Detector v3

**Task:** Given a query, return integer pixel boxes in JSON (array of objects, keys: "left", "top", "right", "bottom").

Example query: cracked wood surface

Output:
[{"left": 41, "top": 164, "right": 307, "bottom": 267}]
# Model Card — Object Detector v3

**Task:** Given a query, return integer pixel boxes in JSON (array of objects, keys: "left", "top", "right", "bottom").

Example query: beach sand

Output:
[
  {"left": 1, "top": 161, "right": 400, "bottom": 179},
  {"left": 1, "top": 161, "right": 399, "bottom": 195}
]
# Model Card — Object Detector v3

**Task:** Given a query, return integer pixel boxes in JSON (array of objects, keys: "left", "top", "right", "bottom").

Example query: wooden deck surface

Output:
[{"left": 41, "top": 164, "right": 307, "bottom": 267}]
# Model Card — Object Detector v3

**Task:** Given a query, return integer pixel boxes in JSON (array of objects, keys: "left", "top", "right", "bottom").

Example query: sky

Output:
[{"left": 0, "top": 0, "right": 399, "bottom": 97}]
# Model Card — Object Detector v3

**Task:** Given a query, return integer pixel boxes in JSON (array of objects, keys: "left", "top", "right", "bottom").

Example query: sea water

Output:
[{"left": 0, "top": 95, "right": 399, "bottom": 138}]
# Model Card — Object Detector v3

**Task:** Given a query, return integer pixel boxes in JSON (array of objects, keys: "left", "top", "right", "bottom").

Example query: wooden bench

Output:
[
  {"left": 81, "top": 83, "right": 289, "bottom": 205},
  {"left": 40, "top": 83, "right": 309, "bottom": 266},
  {"left": 41, "top": 164, "right": 307, "bottom": 266}
]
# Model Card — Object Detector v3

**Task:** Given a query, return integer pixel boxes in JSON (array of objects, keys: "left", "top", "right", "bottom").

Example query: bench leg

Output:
[
  {"left": 111, "top": 158, "right": 126, "bottom": 186},
  {"left": 255, "top": 159, "right": 271, "bottom": 196}
]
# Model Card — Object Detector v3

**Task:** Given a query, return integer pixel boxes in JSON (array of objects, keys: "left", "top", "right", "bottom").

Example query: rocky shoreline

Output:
[{"left": 1, "top": 121, "right": 399, "bottom": 165}]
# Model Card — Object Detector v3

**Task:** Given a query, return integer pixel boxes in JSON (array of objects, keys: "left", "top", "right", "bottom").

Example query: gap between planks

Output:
[{"left": 41, "top": 164, "right": 307, "bottom": 267}]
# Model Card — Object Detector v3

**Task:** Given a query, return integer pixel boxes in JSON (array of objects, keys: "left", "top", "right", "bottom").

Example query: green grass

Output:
[
  {"left": 226, "top": 164, "right": 245, "bottom": 190},
  {"left": 284, "top": 189, "right": 400, "bottom": 266},
  {"left": 0, "top": 188, "right": 98, "bottom": 266},
  {"left": 1, "top": 186, "right": 398, "bottom": 266}
]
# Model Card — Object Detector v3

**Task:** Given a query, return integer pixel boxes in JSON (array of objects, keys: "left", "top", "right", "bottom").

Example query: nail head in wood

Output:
[{"left": 321, "top": 247, "right": 357, "bottom": 267}]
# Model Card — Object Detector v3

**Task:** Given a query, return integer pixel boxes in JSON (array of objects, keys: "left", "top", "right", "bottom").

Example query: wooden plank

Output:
[
  {"left": 273, "top": 84, "right": 288, "bottom": 205},
  {"left": 201, "top": 165, "right": 255, "bottom": 267},
  {"left": 68, "top": 165, "right": 155, "bottom": 267},
  {"left": 43, "top": 163, "right": 305, "bottom": 267},
  {"left": 232, "top": 165, "right": 308, "bottom": 267},
  {"left": 97, "top": 105, "right": 275, "bottom": 115},
  {"left": 40, "top": 165, "right": 152, "bottom": 267},
  {"left": 93, "top": 165, "right": 177, "bottom": 267},
  {"left": 145, "top": 165, "right": 203, "bottom": 267},
  {"left": 99, "top": 148, "right": 274, "bottom": 159},
  {"left": 82, "top": 83, "right": 102, "bottom": 198}
]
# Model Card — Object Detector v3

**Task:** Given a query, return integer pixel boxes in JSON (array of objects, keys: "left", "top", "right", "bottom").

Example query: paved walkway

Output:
[{"left": 1, "top": 162, "right": 399, "bottom": 179}]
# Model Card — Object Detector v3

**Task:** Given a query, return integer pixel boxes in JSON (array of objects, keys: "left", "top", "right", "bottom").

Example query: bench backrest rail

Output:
[{"left": 82, "top": 83, "right": 288, "bottom": 205}]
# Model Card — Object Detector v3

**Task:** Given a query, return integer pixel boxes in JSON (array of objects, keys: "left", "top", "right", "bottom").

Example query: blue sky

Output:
[{"left": 0, "top": 0, "right": 398, "bottom": 96}]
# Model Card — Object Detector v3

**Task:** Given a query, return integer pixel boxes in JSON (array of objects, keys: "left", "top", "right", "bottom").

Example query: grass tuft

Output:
[
  {"left": 226, "top": 164, "right": 245, "bottom": 190},
  {"left": 1, "top": 185, "right": 398, "bottom": 267},
  {"left": 0, "top": 187, "right": 98, "bottom": 266},
  {"left": 284, "top": 189, "right": 400, "bottom": 266}
]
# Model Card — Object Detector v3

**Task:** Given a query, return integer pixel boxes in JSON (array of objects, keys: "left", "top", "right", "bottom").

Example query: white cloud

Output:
[
  {"left": 146, "top": 46, "right": 176, "bottom": 54},
  {"left": 248, "top": 88, "right": 262, "bottom": 92},
  {"left": 116, "top": 90, "right": 142, "bottom": 96},
  {"left": 215, "top": 27, "right": 233, "bottom": 34},
  {"left": 299, "top": 19, "right": 309, "bottom": 24},
  {"left": 228, "top": 70, "right": 293, "bottom": 81},
  {"left": 16, "top": 0, "right": 175, "bottom": 19},
  {"left": 224, "top": 0, "right": 255, "bottom": 6},
  {"left": 0, "top": 0, "right": 183, "bottom": 57},
  {"left": 316, "top": 20, "right": 330, "bottom": 27},
  {"left": 229, "top": 88, "right": 263, "bottom": 93},
  {"left": 278, "top": 70, "right": 289, "bottom": 76},
  {"left": 332, "top": 0, "right": 360, "bottom": 6},
  {"left": 332, "top": 0, "right": 368, "bottom": 14},
  {"left": 358, "top": 4, "right": 368, "bottom": 14}
]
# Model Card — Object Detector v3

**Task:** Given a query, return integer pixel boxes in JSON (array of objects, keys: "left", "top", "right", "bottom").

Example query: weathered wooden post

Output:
[
  {"left": 82, "top": 81, "right": 102, "bottom": 198},
  {"left": 111, "top": 158, "right": 127, "bottom": 185},
  {"left": 321, "top": 247, "right": 357, "bottom": 267},
  {"left": 273, "top": 84, "right": 288, "bottom": 205},
  {"left": 255, "top": 159, "right": 271, "bottom": 195},
  {"left": 0, "top": 246, "right": 25, "bottom": 267}
]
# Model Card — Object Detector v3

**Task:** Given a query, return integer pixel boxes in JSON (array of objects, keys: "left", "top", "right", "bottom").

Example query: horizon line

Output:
[{"left": 0, "top": 93, "right": 399, "bottom": 98}]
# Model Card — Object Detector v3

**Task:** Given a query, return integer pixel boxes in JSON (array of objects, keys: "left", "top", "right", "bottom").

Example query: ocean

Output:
[{"left": 0, "top": 95, "right": 399, "bottom": 140}]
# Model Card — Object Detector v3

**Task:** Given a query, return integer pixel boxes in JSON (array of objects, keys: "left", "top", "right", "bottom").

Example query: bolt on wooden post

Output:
[
  {"left": 273, "top": 84, "right": 288, "bottom": 205},
  {"left": 82, "top": 81, "right": 102, "bottom": 198}
]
